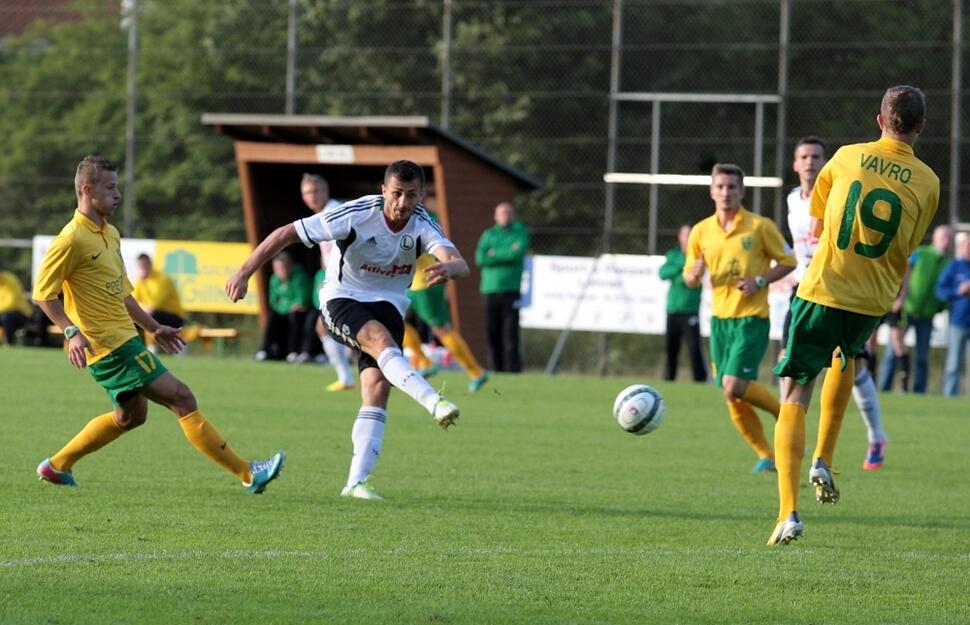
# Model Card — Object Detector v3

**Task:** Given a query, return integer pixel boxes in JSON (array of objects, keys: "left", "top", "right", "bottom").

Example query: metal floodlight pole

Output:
[
  {"left": 285, "top": 0, "right": 299, "bottom": 115},
  {"left": 441, "top": 0, "right": 453, "bottom": 129},
  {"left": 950, "top": 0, "right": 963, "bottom": 227},
  {"left": 774, "top": 0, "right": 791, "bottom": 226},
  {"left": 123, "top": 0, "right": 138, "bottom": 237}
]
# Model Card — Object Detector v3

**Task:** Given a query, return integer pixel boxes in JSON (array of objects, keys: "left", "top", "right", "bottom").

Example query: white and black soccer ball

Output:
[{"left": 613, "top": 384, "right": 665, "bottom": 435}]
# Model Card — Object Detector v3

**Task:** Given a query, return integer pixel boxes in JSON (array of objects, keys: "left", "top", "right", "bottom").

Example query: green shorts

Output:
[
  {"left": 407, "top": 284, "right": 451, "bottom": 327},
  {"left": 774, "top": 296, "right": 881, "bottom": 385},
  {"left": 88, "top": 337, "right": 168, "bottom": 405},
  {"left": 710, "top": 316, "right": 770, "bottom": 387}
]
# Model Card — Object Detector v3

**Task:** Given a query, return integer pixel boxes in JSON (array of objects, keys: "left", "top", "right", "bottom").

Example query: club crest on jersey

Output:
[
  {"left": 400, "top": 235, "right": 415, "bottom": 250},
  {"left": 741, "top": 236, "right": 753, "bottom": 251}
]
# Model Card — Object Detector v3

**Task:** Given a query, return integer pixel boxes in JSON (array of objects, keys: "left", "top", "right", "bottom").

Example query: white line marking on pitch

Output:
[{"left": 2, "top": 546, "right": 967, "bottom": 569}]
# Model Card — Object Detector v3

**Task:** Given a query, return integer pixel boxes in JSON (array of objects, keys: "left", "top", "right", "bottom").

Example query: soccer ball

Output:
[{"left": 613, "top": 384, "right": 665, "bottom": 435}]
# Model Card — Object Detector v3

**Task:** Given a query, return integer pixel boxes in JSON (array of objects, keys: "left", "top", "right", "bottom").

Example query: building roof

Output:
[{"left": 201, "top": 113, "right": 541, "bottom": 190}]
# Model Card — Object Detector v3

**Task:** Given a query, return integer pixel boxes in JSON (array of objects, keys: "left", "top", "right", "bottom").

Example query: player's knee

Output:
[
  {"left": 171, "top": 382, "right": 198, "bottom": 415},
  {"left": 722, "top": 379, "right": 745, "bottom": 402},
  {"left": 115, "top": 402, "right": 148, "bottom": 430}
]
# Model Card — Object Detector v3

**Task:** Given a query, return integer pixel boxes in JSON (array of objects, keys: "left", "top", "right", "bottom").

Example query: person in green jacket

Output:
[
  {"left": 878, "top": 224, "right": 953, "bottom": 393},
  {"left": 476, "top": 201, "right": 529, "bottom": 372},
  {"left": 255, "top": 252, "right": 312, "bottom": 362},
  {"left": 659, "top": 224, "right": 708, "bottom": 382}
]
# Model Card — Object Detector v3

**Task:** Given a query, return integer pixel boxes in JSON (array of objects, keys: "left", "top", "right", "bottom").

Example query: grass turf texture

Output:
[{"left": 2, "top": 346, "right": 968, "bottom": 625}]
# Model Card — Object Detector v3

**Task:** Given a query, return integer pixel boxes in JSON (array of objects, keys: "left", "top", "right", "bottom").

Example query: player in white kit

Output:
[
  {"left": 226, "top": 161, "right": 468, "bottom": 499},
  {"left": 781, "top": 137, "right": 888, "bottom": 470}
]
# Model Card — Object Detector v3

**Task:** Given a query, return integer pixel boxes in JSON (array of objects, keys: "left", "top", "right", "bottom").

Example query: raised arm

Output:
[{"left": 225, "top": 223, "right": 301, "bottom": 302}]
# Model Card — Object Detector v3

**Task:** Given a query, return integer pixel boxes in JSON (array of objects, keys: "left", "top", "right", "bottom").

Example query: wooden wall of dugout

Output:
[{"left": 228, "top": 137, "right": 534, "bottom": 365}]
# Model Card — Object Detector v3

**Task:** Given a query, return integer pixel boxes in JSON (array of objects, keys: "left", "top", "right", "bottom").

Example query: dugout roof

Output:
[{"left": 203, "top": 113, "right": 541, "bottom": 360}]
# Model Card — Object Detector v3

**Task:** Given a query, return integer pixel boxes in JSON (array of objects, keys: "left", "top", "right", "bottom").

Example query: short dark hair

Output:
[
  {"left": 794, "top": 135, "right": 826, "bottom": 156},
  {"left": 136, "top": 253, "right": 151, "bottom": 263},
  {"left": 881, "top": 85, "right": 926, "bottom": 135},
  {"left": 75, "top": 154, "right": 117, "bottom": 197},
  {"left": 384, "top": 160, "right": 425, "bottom": 188},
  {"left": 711, "top": 163, "right": 745, "bottom": 185}
]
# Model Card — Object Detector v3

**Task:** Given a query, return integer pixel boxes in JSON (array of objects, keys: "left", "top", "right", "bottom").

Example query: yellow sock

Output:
[
  {"left": 775, "top": 402, "right": 806, "bottom": 520},
  {"left": 814, "top": 357, "right": 855, "bottom": 466},
  {"left": 742, "top": 382, "right": 781, "bottom": 419},
  {"left": 439, "top": 330, "right": 484, "bottom": 379},
  {"left": 50, "top": 412, "right": 125, "bottom": 471},
  {"left": 403, "top": 323, "right": 432, "bottom": 369},
  {"left": 178, "top": 410, "right": 251, "bottom": 483},
  {"left": 726, "top": 399, "right": 773, "bottom": 459}
]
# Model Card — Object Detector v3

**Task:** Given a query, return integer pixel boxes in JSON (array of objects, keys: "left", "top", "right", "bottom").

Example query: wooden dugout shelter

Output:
[{"left": 202, "top": 113, "right": 541, "bottom": 361}]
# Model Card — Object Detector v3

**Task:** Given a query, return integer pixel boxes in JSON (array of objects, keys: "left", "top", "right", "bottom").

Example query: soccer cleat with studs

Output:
[
  {"left": 36, "top": 458, "right": 78, "bottom": 487},
  {"left": 340, "top": 480, "right": 384, "bottom": 500},
  {"left": 432, "top": 395, "right": 460, "bottom": 429},
  {"left": 809, "top": 457, "right": 840, "bottom": 504},
  {"left": 863, "top": 437, "right": 887, "bottom": 470},
  {"left": 244, "top": 451, "right": 286, "bottom": 494},
  {"left": 767, "top": 512, "right": 804, "bottom": 546}
]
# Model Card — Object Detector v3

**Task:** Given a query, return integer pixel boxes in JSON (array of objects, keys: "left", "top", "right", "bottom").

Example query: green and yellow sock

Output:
[
  {"left": 742, "top": 381, "right": 781, "bottom": 419},
  {"left": 403, "top": 323, "right": 432, "bottom": 370},
  {"left": 775, "top": 402, "right": 806, "bottom": 520},
  {"left": 439, "top": 330, "right": 484, "bottom": 379},
  {"left": 814, "top": 357, "right": 855, "bottom": 467},
  {"left": 726, "top": 399, "right": 773, "bottom": 459},
  {"left": 50, "top": 412, "right": 125, "bottom": 471},
  {"left": 178, "top": 410, "right": 251, "bottom": 483}
]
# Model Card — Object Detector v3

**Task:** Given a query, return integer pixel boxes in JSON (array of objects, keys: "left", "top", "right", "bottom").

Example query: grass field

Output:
[{"left": 2, "top": 346, "right": 968, "bottom": 625}]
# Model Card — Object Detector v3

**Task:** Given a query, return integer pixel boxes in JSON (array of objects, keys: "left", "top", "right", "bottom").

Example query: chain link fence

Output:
[{"left": 1, "top": 0, "right": 967, "bottom": 370}]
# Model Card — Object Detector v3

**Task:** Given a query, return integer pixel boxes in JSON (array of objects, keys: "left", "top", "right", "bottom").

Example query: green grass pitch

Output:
[{"left": 2, "top": 347, "right": 968, "bottom": 624}]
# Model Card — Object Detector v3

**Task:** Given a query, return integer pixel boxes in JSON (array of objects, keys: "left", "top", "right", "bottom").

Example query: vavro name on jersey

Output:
[{"left": 860, "top": 153, "right": 912, "bottom": 184}]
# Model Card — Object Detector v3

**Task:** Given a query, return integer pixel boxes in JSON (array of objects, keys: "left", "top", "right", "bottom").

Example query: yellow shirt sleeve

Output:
[
  {"left": 682, "top": 224, "right": 703, "bottom": 281},
  {"left": 33, "top": 232, "right": 78, "bottom": 301},
  {"left": 810, "top": 157, "right": 835, "bottom": 223},
  {"left": 761, "top": 219, "right": 797, "bottom": 267}
]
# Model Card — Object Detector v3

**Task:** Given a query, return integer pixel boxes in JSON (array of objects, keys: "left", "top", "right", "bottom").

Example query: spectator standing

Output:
[
  {"left": 935, "top": 232, "right": 970, "bottom": 397},
  {"left": 255, "top": 252, "right": 311, "bottom": 362},
  {"left": 0, "top": 269, "right": 32, "bottom": 344},
  {"left": 476, "top": 201, "right": 529, "bottom": 372},
  {"left": 658, "top": 224, "right": 707, "bottom": 381},
  {"left": 878, "top": 224, "right": 953, "bottom": 393}
]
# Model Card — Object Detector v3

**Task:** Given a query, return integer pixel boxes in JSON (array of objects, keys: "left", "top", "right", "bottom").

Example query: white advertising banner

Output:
[{"left": 520, "top": 254, "right": 795, "bottom": 340}]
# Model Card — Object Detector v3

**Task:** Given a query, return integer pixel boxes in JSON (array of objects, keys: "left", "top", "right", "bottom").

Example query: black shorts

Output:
[{"left": 323, "top": 298, "right": 404, "bottom": 371}]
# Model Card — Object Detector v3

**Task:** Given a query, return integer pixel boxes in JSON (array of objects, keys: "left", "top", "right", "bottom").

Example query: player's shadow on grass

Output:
[{"left": 398, "top": 495, "right": 761, "bottom": 523}]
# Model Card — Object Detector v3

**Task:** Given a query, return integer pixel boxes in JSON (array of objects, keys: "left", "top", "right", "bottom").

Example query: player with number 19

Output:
[{"left": 769, "top": 86, "right": 940, "bottom": 546}]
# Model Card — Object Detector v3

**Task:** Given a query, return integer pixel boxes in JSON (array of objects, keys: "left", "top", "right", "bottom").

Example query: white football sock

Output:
[
  {"left": 377, "top": 347, "right": 439, "bottom": 413},
  {"left": 346, "top": 406, "right": 386, "bottom": 487},
  {"left": 322, "top": 335, "right": 355, "bottom": 385},
  {"left": 852, "top": 363, "right": 885, "bottom": 443}
]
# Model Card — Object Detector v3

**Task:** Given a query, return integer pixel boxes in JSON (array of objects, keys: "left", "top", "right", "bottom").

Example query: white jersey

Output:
[
  {"left": 317, "top": 198, "right": 342, "bottom": 262},
  {"left": 293, "top": 194, "right": 453, "bottom": 316},
  {"left": 786, "top": 187, "right": 816, "bottom": 283}
]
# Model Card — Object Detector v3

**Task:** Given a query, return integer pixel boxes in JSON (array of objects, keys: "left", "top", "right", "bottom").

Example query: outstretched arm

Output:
[
  {"left": 424, "top": 246, "right": 470, "bottom": 287},
  {"left": 125, "top": 296, "right": 186, "bottom": 354},
  {"left": 225, "top": 223, "right": 301, "bottom": 302}
]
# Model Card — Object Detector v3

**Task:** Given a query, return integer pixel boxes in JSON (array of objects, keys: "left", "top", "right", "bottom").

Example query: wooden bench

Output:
[{"left": 197, "top": 327, "right": 242, "bottom": 357}]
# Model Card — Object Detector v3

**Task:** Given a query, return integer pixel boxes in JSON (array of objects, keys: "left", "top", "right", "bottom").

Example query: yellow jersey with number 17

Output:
[
  {"left": 797, "top": 137, "right": 939, "bottom": 317},
  {"left": 33, "top": 210, "right": 137, "bottom": 365}
]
